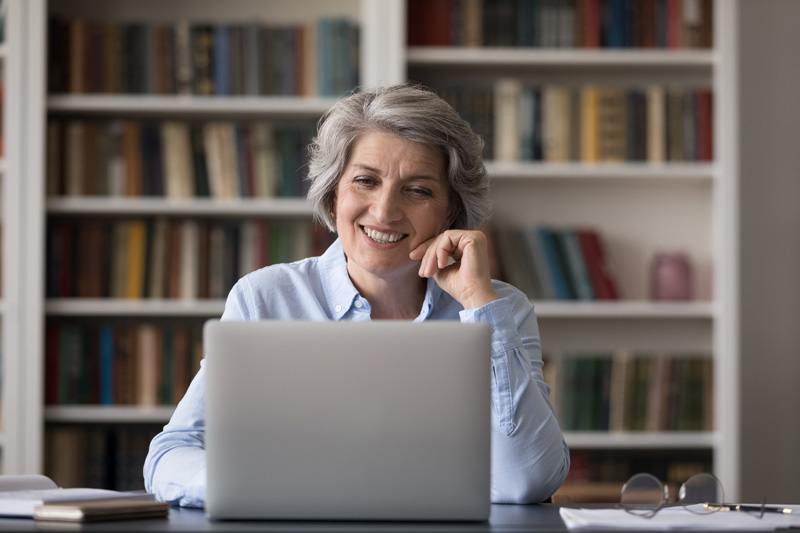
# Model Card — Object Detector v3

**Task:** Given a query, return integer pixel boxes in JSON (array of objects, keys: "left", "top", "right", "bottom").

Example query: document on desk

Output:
[{"left": 560, "top": 504, "right": 800, "bottom": 530}]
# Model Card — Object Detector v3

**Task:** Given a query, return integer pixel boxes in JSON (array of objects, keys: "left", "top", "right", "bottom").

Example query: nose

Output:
[{"left": 371, "top": 187, "right": 403, "bottom": 224}]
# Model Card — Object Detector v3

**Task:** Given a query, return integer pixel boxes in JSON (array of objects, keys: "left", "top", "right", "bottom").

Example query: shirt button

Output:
[
  {"left": 335, "top": 305, "right": 342, "bottom": 312},
  {"left": 354, "top": 301, "right": 363, "bottom": 309}
]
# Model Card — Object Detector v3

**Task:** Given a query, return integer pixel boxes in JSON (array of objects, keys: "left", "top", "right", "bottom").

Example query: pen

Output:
[{"left": 704, "top": 503, "right": 793, "bottom": 514}]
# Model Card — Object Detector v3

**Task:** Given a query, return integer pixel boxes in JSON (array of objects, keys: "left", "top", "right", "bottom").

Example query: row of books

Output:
[
  {"left": 547, "top": 352, "right": 713, "bottom": 432},
  {"left": 45, "top": 424, "right": 162, "bottom": 490},
  {"left": 408, "top": 0, "right": 713, "bottom": 49},
  {"left": 440, "top": 82, "right": 713, "bottom": 163},
  {"left": 48, "top": 17, "right": 359, "bottom": 97},
  {"left": 46, "top": 217, "right": 334, "bottom": 300},
  {"left": 561, "top": 449, "right": 712, "bottom": 501},
  {"left": 45, "top": 321, "right": 203, "bottom": 407},
  {"left": 47, "top": 119, "right": 316, "bottom": 199},
  {"left": 493, "top": 225, "right": 618, "bottom": 301}
]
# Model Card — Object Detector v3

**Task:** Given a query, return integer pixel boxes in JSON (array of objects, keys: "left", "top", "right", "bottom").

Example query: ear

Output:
[{"left": 443, "top": 208, "right": 458, "bottom": 231}]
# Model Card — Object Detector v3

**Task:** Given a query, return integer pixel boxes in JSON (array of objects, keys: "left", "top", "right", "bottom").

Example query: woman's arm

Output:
[
  {"left": 144, "top": 280, "right": 253, "bottom": 507},
  {"left": 143, "top": 362, "right": 208, "bottom": 507},
  {"left": 412, "top": 230, "right": 570, "bottom": 502},
  {"left": 462, "top": 292, "right": 570, "bottom": 503}
]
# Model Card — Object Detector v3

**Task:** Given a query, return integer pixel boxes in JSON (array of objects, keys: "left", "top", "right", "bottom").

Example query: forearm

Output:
[
  {"left": 461, "top": 292, "right": 570, "bottom": 503},
  {"left": 143, "top": 363, "right": 209, "bottom": 508},
  {"left": 145, "top": 439, "right": 207, "bottom": 507}
]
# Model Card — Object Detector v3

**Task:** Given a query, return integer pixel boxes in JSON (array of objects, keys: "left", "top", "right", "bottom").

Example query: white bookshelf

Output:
[
  {"left": 485, "top": 161, "right": 716, "bottom": 181},
  {"left": 45, "top": 299, "right": 225, "bottom": 317},
  {"left": 45, "top": 406, "right": 176, "bottom": 424},
  {"left": 48, "top": 95, "right": 339, "bottom": 117},
  {"left": 9, "top": 0, "right": 739, "bottom": 500},
  {"left": 46, "top": 197, "right": 314, "bottom": 217},
  {"left": 564, "top": 431, "right": 716, "bottom": 450},
  {"left": 407, "top": 47, "right": 716, "bottom": 68},
  {"left": 407, "top": 0, "right": 739, "bottom": 500}
]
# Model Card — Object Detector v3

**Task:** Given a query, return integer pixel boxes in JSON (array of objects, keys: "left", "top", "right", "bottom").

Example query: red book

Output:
[
  {"left": 44, "top": 324, "right": 61, "bottom": 405},
  {"left": 577, "top": 229, "right": 618, "bottom": 300},
  {"left": 172, "top": 325, "right": 189, "bottom": 405},
  {"left": 421, "top": 0, "right": 453, "bottom": 46},
  {"left": 666, "top": 0, "right": 683, "bottom": 49},
  {"left": 583, "top": 0, "right": 601, "bottom": 48},
  {"left": 696, "top": 89, "right": 713, "bottom": 161}
]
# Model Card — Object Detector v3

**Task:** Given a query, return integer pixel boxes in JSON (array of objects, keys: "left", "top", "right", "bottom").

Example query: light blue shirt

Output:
[{"left": 143, "top": 239, "right": 569, "bottom": 507}]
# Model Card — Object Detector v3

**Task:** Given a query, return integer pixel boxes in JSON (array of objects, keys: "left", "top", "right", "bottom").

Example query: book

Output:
[
  {"left": 34, "top": 497, "right": 168, "bottom": 522},
  {"left": 0, "top": 475, "right": 162, "bottom": 519}
]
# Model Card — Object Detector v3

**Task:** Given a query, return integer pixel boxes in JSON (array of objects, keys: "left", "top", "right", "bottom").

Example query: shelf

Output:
[
  {"left": 43, "top": 299, "right": 714, "bottom": 319},
  {"left": 564, "top": 431, "right": 715, "bottom": 449},
  {"left": 47, "top": 94, "right": 339, "bottom": 117},
  {"left": 46, "top": 299, "right": 225, "bottom": 317},
  {"left": 46, "top": 197, "right": 314, "bottom": 217},
  {"left": 533, "top": 301, "right": 714, "bottom": 319},
  {"left": 0, "top": 43, "right": 6, "bottom": 59},
  {"left": 0, "top": 158, "right": 6, "bottom": 173},
  {"left": 407, "top": 47, "right": 716, "bottom": 68},
  {"left": 485, "top": 162, "right": 716, "bottom": 181},
  {"left": 0, "top": 299, "right": 6, "bottom": 313},
  {"left": 45, "top": 406, "right": 175, "bottom": 424}
]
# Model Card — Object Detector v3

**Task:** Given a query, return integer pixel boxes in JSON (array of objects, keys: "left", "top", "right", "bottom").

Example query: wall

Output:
[{"left": 739, "top": 0, "right": 800, "bottom": 503}]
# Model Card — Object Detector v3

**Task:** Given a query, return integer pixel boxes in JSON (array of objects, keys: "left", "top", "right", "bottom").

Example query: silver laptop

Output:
[{"left": 203, "top": 319, "right": 492, "bottom": 521}]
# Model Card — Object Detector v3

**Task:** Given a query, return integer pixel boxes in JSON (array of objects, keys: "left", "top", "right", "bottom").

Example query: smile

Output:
[{"left": 362, "top": 226, "right": 406, "bottom": 244}]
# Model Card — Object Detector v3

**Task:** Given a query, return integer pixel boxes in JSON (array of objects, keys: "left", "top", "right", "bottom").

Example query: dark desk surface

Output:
[{"left": 0, "top": 504, "right": 568, "bottom": 532}]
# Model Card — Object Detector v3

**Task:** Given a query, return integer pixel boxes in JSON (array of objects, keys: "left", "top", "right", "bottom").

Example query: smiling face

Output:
[{"left": 334, "top": 130, "right": 454, "bottom": 289}]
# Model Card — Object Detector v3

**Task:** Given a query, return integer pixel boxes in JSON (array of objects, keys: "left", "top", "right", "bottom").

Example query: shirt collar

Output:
[{"left": 319, "top": 239, "right": 444, "bottom": 321}]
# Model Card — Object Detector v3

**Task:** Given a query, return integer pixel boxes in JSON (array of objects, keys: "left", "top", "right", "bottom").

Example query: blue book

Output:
[
  {"left": 243, "top": 24, "right": 262, "bottom": 95},
  {"left": 214, "top": 25, "right": 230, "bottom": 95},
  {"left": 316, "top": 19, "right": 332, "bottom": 96},
  {"left": 560, "top": 229, "right": 595, "bottom": 301},
  {"left": 536, "top": 226, "right": 573, "bottom": 300},
  {"left": 525, "top": 226, "right": 556, "bottom": 300},
  {"left": 99, "top": 324, "right": 115, "bottom": 405}
]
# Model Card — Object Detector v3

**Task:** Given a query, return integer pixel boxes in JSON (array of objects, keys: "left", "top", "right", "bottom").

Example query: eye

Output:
[
  {"left": 408, "top": 187, "right": 433, "bottom": 197},
  {"left": 353, "top": 175, "right": 376, "bottom": 187}
]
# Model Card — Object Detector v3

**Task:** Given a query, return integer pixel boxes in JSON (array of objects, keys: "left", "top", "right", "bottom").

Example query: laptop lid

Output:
[{"left": 204, "top": 319, "right": 491, "bottom": 521}]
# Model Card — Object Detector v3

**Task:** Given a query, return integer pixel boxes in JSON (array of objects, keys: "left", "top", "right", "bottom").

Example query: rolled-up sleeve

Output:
[
  {"left": 460, "top": 292, "right": 570, "bottom": 503},
  {"left": 143, "top": 280, "right": 253, "bottom": 508}
]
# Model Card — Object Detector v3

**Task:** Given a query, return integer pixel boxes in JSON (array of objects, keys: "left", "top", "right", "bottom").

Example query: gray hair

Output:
[{"left": 306, "top": 84, "right": 491, "bottom": 232}]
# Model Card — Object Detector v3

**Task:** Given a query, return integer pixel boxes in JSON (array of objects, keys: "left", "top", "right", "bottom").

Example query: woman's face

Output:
[{"left": 334, "top": 130, "right": 453, "bottom": 285}]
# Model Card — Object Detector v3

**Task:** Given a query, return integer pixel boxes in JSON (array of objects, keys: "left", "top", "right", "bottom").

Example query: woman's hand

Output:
[{"left": 409, "top": 230, "right": 499, "bottom": 310}]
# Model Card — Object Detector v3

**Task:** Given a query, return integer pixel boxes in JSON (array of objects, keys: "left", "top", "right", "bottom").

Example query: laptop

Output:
[{"left": 203, "top": 319, "right": 492, "bottom": 521}]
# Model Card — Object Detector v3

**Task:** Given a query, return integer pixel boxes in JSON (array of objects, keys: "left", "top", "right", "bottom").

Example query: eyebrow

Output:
[{"left": 348, "top": 163, "right": 441, "bottom": 182}]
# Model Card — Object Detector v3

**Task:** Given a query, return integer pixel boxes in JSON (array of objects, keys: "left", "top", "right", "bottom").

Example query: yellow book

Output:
[
  {"left": 125, "top": 219, "right": 147, "bottom": 299},
  {"left": 580, "top": 85, "right": 599, "bottom": 162}
]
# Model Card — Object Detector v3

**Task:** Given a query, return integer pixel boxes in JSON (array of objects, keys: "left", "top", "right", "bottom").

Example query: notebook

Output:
[{"left": 203, "top": 319, "right": 492, "bottom": 521}]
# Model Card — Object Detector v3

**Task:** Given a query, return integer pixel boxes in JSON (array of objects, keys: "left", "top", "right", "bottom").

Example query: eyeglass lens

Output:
[
  {"left": 620, "top": 473, "right": 665, "bottom": 511},
  {"left": 678, "top": 473, "right": 724, "bottom": 511}
]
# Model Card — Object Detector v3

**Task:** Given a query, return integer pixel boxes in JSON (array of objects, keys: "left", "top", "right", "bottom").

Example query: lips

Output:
[{"left": 362, "top": 226, "right": 407, "bottom": 244}]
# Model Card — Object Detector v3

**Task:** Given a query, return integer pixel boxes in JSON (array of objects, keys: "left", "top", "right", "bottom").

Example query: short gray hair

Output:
[{"left": 306, "top": 84, "right": 491, "bottom": 232}]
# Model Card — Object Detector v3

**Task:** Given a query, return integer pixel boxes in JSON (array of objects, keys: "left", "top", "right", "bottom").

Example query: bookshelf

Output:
[
  {"left": 10, "top": 0, "right": 739, "bottom": 501},
  {"left": 1, "top": 0, "right": 33, "bottom": 475},
  {"left": 406, "top": 0, "right": 738, "bottom": 502},
  {"left": 9, "top": 0, "right": 403, "bottom": 489}
]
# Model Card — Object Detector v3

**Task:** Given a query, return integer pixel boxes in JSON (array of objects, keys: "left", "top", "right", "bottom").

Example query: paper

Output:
[{"left": 559, "top": 504, "right": 800, "bottom": 530}]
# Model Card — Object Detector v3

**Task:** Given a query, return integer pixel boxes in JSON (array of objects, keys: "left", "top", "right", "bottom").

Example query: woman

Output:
[{"left": 144, "top": 84, "right": 569, "bottom": 506}]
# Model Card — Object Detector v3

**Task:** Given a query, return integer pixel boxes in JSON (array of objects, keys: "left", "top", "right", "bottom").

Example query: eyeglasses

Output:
[{"left": 620, "top": 472, "right": 724, "bottom": 518}]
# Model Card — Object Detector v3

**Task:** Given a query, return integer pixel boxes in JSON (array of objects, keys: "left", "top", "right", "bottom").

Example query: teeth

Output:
[{"left": 363, "top": 227, "right": 404, "bottom": 244}]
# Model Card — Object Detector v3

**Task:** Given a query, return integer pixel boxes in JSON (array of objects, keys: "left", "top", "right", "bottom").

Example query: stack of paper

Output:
[{"left": 559, "top": 504, "right": 800, "bottom": 530}]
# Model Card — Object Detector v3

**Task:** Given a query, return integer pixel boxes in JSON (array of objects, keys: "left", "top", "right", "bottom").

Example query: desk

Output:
[{"left": 0, "top": 504, "right": 568, "bottom": 532}]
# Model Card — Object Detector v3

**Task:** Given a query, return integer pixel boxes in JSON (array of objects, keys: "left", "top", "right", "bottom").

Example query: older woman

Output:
[{"left": 144, "top": 84, "right": 569, "bottom": 506}]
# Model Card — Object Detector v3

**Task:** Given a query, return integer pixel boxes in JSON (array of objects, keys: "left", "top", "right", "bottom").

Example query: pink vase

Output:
[{"left": 651, "top": 252, "right": 692, "bottom": 301}]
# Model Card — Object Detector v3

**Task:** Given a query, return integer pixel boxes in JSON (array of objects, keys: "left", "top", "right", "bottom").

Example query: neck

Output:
[{"left": 347, "top": 266, "right": 427, "bottom": 320}]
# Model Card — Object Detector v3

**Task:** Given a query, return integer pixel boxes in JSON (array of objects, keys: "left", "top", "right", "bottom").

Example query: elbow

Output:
[{"left": 492, "top": 440, "right": 571, "bottom": 504}]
